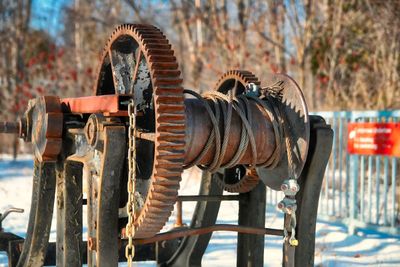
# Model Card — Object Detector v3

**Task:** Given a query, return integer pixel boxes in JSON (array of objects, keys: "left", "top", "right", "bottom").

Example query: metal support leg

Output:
[
  {"left": 237, "top": 182, "right": 266, "bottom": 267},
  {"left": 17, "top": 161, "right": 56, "bottom": 267},
  {"left": 283, "top": 115, "right": 333, "bottom": 267},
  {"left": 56, "top": 160, "right": 83, "bottom": 267},
  {"left": 96, "top": 126, "right": 125, "bottom": 266}
]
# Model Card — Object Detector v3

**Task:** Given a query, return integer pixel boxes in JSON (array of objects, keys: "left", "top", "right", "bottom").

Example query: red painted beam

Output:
[{"left": 61, "top": 95, "right": 129, "bottom": 116}]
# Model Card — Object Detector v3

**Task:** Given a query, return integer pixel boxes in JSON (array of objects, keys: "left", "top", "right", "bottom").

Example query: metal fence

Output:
[{"left": 266, "top": 110, "right": 400, "bottom": 236}]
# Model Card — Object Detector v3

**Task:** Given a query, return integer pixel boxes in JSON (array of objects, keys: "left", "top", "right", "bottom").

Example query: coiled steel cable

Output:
[{"left": 183, "top": 88, "right": 283, "bottom": 173}]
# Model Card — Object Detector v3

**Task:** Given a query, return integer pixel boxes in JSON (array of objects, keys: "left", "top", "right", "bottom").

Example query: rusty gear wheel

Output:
[
  {"left": 217, "top": 166, "right": 260, "bottom": 193},
  {"left": 94, "top": 24, "right": 185, "bottom": 238},
  {"left": 213, "top": 70, "right": 261, "bottom": 193}
]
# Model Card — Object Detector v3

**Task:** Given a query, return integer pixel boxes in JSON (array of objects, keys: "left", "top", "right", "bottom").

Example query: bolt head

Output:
[{"left": 281, "top": 184, "right": 289, "bottom": 191}]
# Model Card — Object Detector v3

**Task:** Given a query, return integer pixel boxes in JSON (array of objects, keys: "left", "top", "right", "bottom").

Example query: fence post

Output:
[{"left": 349, "top": 154, "right": 359, "bottom": 235}]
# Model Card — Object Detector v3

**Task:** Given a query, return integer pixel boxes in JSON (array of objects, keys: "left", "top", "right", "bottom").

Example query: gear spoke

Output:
[
  {"left": 132, "top": 49, "right": 143, "bottom": 87},
  {"left": 135, "top": 131, "right": 155, "bottom": 142}
]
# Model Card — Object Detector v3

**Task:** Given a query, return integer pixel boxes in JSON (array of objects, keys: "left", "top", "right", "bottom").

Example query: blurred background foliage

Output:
[{"left": 0, "top": 0, "right": 399, "bottom": 153}]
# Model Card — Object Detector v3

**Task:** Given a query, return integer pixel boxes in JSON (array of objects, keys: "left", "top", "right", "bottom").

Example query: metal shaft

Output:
[
  {"left": 0, "top": 121, "right": 20, "bottom": 134},
  {"left": 177, "top": 195, "right": 241, "bottom": 202},
  {"left": 133, "top": 224, "right": 284, "bottom": 245},
  {"left": 0, "top": 96, "right": 276, "bottom": 167},
  {"left": 184, "top": 98, "right": 276, "bottom": 166}
]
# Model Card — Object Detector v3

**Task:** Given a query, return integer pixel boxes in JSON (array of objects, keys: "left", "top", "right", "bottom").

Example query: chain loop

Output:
[{"left": 125, "top": 100, "right": 137, "bottom": 266}]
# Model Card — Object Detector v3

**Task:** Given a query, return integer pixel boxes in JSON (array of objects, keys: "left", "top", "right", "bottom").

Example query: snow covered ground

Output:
[{"left": 0, "top": 156, "right": 399, "bottom": 266}]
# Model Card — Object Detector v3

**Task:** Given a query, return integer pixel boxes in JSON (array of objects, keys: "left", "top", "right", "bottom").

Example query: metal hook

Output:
[{"left": 0, "top": 207, "right": 24, "bottom": 223}]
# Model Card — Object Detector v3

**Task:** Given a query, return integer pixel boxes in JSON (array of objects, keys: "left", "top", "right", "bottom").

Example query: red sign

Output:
[{"left": 347, "top": 122, "right": 400, "bottom": 157}]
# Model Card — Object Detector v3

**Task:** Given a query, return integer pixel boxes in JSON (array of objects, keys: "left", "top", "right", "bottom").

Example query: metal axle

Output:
[{"left": 0, "top": 95, "right": 276, "bottom": 168}]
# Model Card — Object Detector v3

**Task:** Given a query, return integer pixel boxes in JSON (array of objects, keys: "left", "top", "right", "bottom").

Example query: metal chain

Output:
[{"left": 125, "top": 100, "right": 137, "bottom": 266}]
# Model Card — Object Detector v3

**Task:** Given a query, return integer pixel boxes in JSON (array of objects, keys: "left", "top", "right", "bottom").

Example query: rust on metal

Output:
[
  {"left": 174, "top": 201, "right": 184, "bottom": 228},
  {"left": 135, "top": 131, "right": 155, "bottom": 142},
  {"left": 215, "top": 167, "right": 260, "bottom": 194},
  {"left": 26, "top": 96, "right": 63, "bottom": 162}
]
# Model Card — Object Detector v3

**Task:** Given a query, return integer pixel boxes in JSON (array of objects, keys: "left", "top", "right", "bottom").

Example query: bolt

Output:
[
  {"left": 281, "top": 183, "right": 289, "bottom": 191},
  {"left": 291, "top": 185, "right": 299, "bottom": 192},
  {"left": 281, "top": 179, "right": 299, "bottom": 196}
]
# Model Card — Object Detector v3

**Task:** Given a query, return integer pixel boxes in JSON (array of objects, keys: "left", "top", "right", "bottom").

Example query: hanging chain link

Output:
[{"left": 125, "top": 100, "right": 137, "bottom": 266}]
